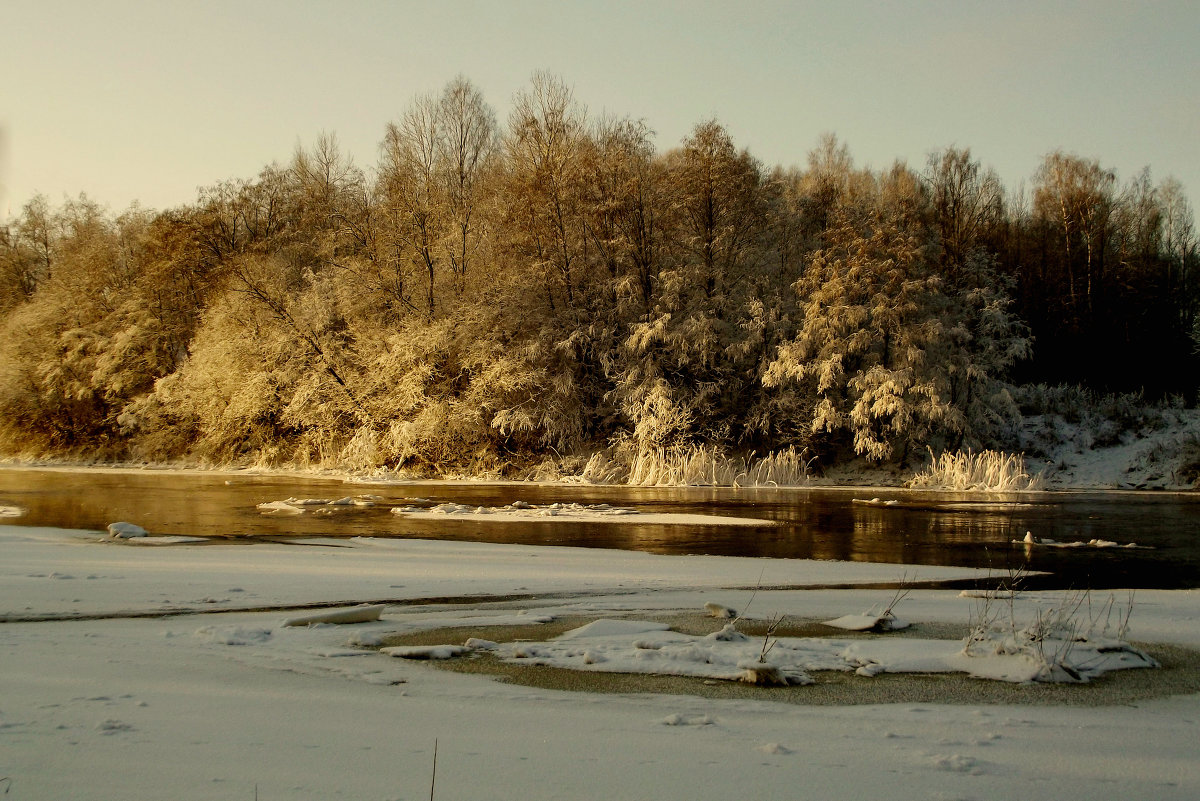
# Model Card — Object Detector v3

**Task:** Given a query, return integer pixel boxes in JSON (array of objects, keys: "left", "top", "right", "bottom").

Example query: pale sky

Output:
[{"left": 2, "top": 0, "right": 1197, "bottom": 220}]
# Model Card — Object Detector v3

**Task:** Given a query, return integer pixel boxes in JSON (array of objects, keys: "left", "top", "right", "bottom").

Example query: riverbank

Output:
[
  {"left": 4, "top": 445, "right": 1199, "bottom": 493},
  {"left": 3, "top": 523, "right": 1199, "bottom": 800}
]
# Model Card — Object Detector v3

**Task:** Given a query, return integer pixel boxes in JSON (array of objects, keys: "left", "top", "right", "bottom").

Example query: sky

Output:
[{"left": 1, "top": 0, "right": 1197, "bottom": 221}]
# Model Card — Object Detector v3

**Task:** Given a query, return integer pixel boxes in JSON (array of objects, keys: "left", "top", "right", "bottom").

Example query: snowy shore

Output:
[
  {"left": 5, "top": 399, "right": 1200, "bottom": 495},
  {"left": 2, "top": 521, "right": 1199, "bottom": 800}
]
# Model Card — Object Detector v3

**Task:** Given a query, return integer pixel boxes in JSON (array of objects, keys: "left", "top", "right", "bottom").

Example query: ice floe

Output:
[
  {"left": 1017, "top": 531, "right": 1149, "bottom": 549},
  {"left": 106, "top": 521, "right": 147, "bottom": 538},
  {"left": 390, "top": 500, "right": 770, "bottom": 526}
]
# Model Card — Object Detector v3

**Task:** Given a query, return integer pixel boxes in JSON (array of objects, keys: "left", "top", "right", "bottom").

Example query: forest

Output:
[{"left": 1, "top": 74, "right": 1197, "bottom": 478}]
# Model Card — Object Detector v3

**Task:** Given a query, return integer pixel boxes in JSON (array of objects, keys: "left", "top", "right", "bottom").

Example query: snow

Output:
[
  {"left": 282, "top": 604, "right": 386, "bottom": 627},
  {"left": 488, "top": 615, "right": 1153, "bottom": 685},
  {"left": 2, "top": 521, "right": 1199, "bottom": 800},
  {"left": 258, "top": 496, "right": 380, "bottom": 514},
  {"left": 105, "top": 521, "right": 147, "bottom": 538},
  {"left": 389, "top": 500, "right": 768, "bottom": 526},
  {"left": 1017, "top": 531, "right": 1148, "bottom": 549},
  {"left": 381, "top": 644, "right": 471, "bottom": 660},
  {"left": 823, "top": 611, "right": 911, "bottom": 631},
  {"left": 1021, "top": 407, "right": 1200, "bottom": 490}
]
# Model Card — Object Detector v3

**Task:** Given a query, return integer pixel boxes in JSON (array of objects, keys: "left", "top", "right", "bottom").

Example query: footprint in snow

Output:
[
  {"left": 931, "top": 754, "right": 986, "bottom": 775},
  {"left": 97, "top": 719, "right": 134, "bottom": 734},
  {"left": 661, "top": 713, "right": 714, "bottom": 726}
]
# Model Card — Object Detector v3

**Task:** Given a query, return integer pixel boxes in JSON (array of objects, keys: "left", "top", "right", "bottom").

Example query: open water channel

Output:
[{"left": 1, "top": 466, "right": 1198, "bottom": 590}]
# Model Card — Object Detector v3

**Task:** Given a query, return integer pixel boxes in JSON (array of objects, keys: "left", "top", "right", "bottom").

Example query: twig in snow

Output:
[{"left": 430, "top": 738, "right": 439, "bottom": 801}]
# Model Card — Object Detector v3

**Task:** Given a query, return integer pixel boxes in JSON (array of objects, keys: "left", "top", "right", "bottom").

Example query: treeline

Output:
[{"left": 1, "top": 74, "right": 1197, "bottom": 474}]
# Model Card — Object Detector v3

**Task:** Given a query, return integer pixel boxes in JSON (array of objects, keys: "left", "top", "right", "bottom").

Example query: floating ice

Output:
[
  {"left": 283, "top": 604, "right": 386, "bottom": 627},
  {"left": 106, "top": 522, "right": 147, "bottom": 538}
]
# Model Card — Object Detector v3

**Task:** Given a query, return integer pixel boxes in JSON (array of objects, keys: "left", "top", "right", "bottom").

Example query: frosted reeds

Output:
[
  {"left": 907, "top": 448, "right": 1042, "bottom": 492},
  {"left": 611, "top": 445, "right": 816, "bottom": 488}
]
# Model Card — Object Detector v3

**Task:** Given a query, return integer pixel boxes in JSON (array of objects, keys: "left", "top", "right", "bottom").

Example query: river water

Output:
[{"left": 1, "top": 467, "right": 1197, "bottom": 590}]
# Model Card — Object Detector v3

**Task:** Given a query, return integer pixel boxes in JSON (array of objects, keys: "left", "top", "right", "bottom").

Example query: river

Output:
[{"left": 1, "top": 466, "right": 1197, "bottom": 589}]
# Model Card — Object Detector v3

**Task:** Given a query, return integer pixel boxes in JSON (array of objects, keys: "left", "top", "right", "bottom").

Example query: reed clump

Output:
[
  {"left": 907, "top": 447, "right": 1042, "bottom": 492},
  {"left": 581, "top": 444, "right": 817, "bottom": 488}
]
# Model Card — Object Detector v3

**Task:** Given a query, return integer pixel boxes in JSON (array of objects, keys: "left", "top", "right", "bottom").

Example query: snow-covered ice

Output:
[
  {"left": 2, "top": 520, "right": 1199, "bottom": 800},
  {"left": 390, "top": 500, "right": 769, "bottom": 526},
  {"left": 105, "top": 521, "right": 147, "bottom": 538}
]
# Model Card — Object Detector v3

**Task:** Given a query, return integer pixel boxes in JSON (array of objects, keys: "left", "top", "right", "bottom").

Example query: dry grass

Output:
[
  {"left": 614, "top": 445, "right": 817, "bottom": 487},
  {"left": 907, "top": 448, "right": 1043, "bottom": 492}
]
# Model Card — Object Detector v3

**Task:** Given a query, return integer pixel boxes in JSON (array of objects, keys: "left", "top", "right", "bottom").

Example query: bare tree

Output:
[
  {"left": 506, "top": 71, "right": 588, "bottom": 309},
  {"left": 1033, "top": 150, "right": 1116, "bottom": 321},
  {"left": 437, "top": 75, "right": 497, "bottom": 284},
  {"left": 925, "top": 147, "right": 1003, "bottom": 281},
  {"left": 381, "top": 93, "right": 445, "bottom": 315}
]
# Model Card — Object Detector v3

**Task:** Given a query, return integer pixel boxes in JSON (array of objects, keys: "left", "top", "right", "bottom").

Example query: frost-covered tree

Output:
[
  {"left": 938, "top": 251, "right": 1032, "bottom": 446},
  {"left": 3, "top": 73, "right": 1198, "bottom": 470},
  {"left": 0, "top": 196, "right": 56, "bottom": 310},
  {"left": 764, "top": 213, "right": 951, "bottom": 461},
  {"left": 436, "top": 75, "right": 498, "bottom": 284},
  {"left": 578, "top": 115, "right": 665, "bottom": 320},
  {"left": 380, "top": 94, "right": 448, "bottom": 315},
  {"left": 502, "top": 72, "right": 589, "bottom": 310},
  {"left": 607, "top": 121, "right": 772, "bottom": 451},
  {"left": 0, "top": 198, "right": 188, "bottom": 454}
]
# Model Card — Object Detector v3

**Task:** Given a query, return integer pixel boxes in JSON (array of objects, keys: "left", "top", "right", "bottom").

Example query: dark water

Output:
[{"left": 1, "top": 467, "right": 1198, "bottom": 589}]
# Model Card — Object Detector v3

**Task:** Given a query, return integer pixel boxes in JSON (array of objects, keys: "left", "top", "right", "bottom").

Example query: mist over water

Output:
[{"left": 1, "top": 467, "right": 1197, "bottom": 589}]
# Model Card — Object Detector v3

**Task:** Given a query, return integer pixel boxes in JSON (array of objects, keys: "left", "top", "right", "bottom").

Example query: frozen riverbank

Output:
[{"left": 2, "top": 523, "right": 1199, "bottom": 800}]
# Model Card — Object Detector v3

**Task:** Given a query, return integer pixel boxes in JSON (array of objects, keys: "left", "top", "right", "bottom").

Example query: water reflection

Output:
[{"left": 1, "top": 467, "right": 1197, "bottom": 589}]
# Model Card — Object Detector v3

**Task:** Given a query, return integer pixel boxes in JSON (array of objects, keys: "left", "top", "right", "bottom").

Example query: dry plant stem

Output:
[
  {"left": 758, "top": 613, "right": 785, "bottom": 663},
  {"left": 965, "top": 564, "right": 1026, "bottom": 651},
  {"left": 430, "top": 738, "right": 438, "bottom": 801},
  {"left": 880, "top": 572, "right": 914, "bottom": 619},
  {"left": 963, "top": 568, "right": 1144, "bottom": 682}
]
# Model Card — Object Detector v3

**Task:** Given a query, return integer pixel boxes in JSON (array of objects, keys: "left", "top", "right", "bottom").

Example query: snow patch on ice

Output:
[
  {"left": 556, "top": 619, "right": 672, "bottom": 639},
  {"left": 106, "top": 521, "right": 147, "bottom": 538},
  {"left": 381, "top": 644, "right": 471, "bottom": 660},
  {"left": 823, "top": 612, "right": 910, "bottom": 632},
  {"left": 485, "top": 614, "right": 1157, "bottom": 685},
  {"left": 258, "top": 495, "right": 379, "bottom": 515},
  {"left": 195, "top": 625, "right": 273, "bottom": 645},
  {"left": 282, "top": 604, "right": 385, "bottom": 627},
  {"left": 390, "top": 500, "right": 768, "bottom": 526}
]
